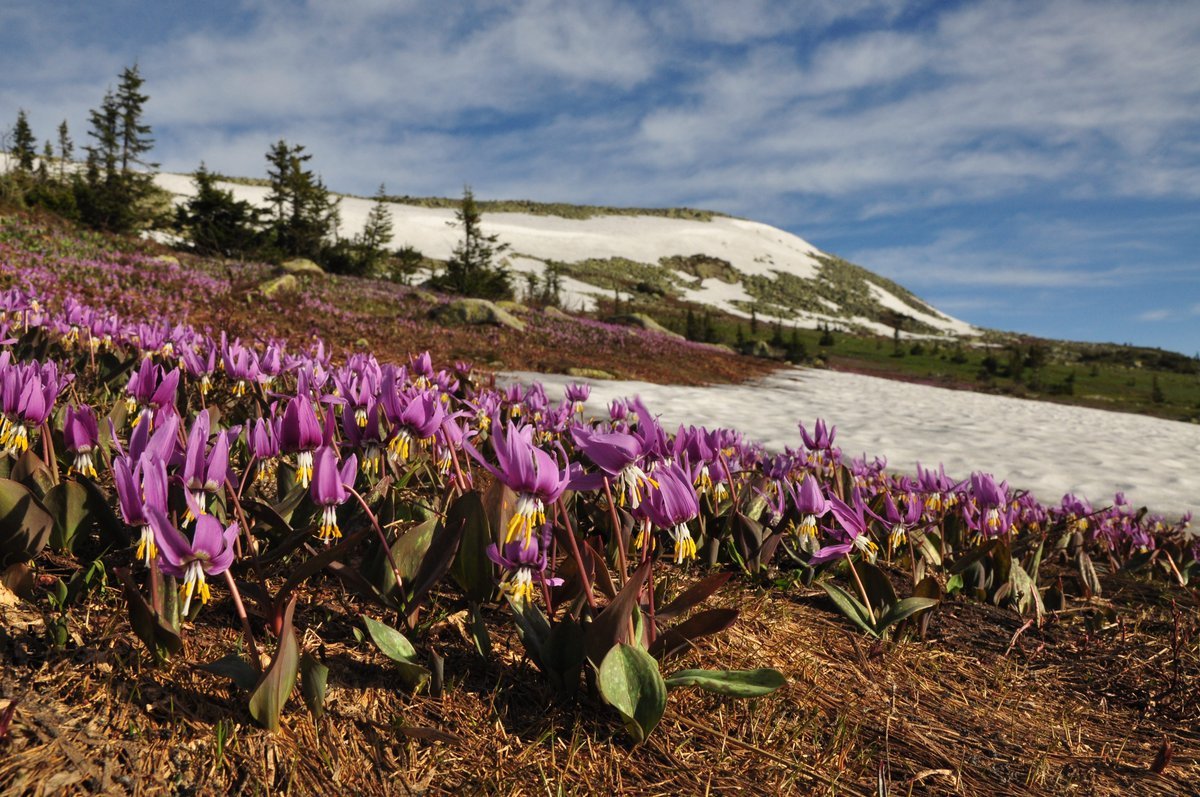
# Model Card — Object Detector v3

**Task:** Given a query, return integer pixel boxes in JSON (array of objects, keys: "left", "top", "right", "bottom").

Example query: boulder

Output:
[
  {"left": 543, "top": 306, "right": 572, "bottom": 320},
  {"left": 565, "top": 367, "right": 615, "bottom": 380},
  {"left": 433, "top": 298, "right": 526, "bottom": 332},
  {"left": 610, "top": 313, "right": 684, "bottom": 339},
  {"left": 496, "top": 300, "right": 530, "bottom": 315},
  {"left": 259, "top": 274, "right": 299, "bottom": 297},
  {"left": 280, "top": 257, "right": 324, "bottom": 275}
]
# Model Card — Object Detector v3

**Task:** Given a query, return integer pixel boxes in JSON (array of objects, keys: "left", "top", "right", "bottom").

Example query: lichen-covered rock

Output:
[
  {"left": 610, "top": 313, "right": 683, "bottom": 339},
  {"left": 565, "top": 367, "right": 615, "bottom": 380},
  {"left": 259, "top": 274, "right": 299, "bottom": 297},
  {"left": 433, "top": 298, "right": 526, "bottom": 332},
  {"left": 543, "top": 306, "right": 572, "bottom": 320},
  {"left": 280, "top": 258, "right": 324, "bottom": 275},
  {"left": 496, "top": 300, "right": 530, "bottom": 315}
]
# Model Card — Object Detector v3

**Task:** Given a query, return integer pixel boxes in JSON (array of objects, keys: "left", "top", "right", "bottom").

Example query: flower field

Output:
[{"left": 0, "top": 211, "right": 1197, "bottom": 795}]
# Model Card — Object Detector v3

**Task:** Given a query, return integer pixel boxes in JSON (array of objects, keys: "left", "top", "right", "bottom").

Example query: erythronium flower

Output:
[
  {"left": 788, "top": 473, "right": 830, "bottom": 543},
  {"left": 150, "top": 510, "right": 238, "bottom": 616},
  {"left": 279, "top": 395, "right": 323, "bottom": 487},
  {"left": 876, "top": 492, "right": 923, "bottom": 552},
  {"left": 487, "top": 526, "right": 562, "bottom": 604},
  {"left": 969, "top": 472, "right": 1011, "bottom": 537},
  {"left": 465, "top": 422, "right": 571, "bottom": 545},
  {"left": 383, "top": 388, "right": 444, "bottom": 464},
  {"left": 310, "top": 446, "right": 357, "bottom": 542},
  {"left": 63, "top": 404, "right": 100, "bottom": 478},
  {"left": 180, "top": 410, "right": 232, "bottom": 518},
  {"left": 638, "top": 463, "right": 701, "bottom": 564},
  {"left": 570, "top": 426, "right": 657, "bottom": 508},
  {"left": 114, "top": 456, "right": 169, "bottom": 566},
  {"left": 564, "top": 383, "right": 590, "bottom": 416},
  {"left": 810, "top": 493, "right": 879, "bottom": 565}
]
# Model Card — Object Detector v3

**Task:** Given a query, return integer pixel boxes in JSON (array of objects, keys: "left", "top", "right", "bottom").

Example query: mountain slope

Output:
[{"left": 154, "top": 172, "right": 977, "bottom": 339}]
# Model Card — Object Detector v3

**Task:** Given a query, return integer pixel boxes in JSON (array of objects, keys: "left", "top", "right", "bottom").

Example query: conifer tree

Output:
[
  {"left": 57, "top": 121, "right": 73, "bottom": 180},
  {"left": 264, "top": 140, "right": 339, "bottom": 261},
  {"left": 174, "top": 164, "right": 264, "bottom": 258},
  {"left": 430, "top": 186, "right": 512, "bottom": 300},
  {"left": 11, "top": 110, "right": 36, "bottom": 172}
]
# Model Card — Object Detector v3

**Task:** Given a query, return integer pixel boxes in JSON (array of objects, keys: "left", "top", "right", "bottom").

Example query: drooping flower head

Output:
[
  {"left": 570, "top": 425, "right": 658, "bottom": 508},
  {"left": 63, "top": 403, "right": 100, "bottom": 478},
  {"left": 487, "top": 525, "right": 562, "bottom": 604},
  {"left": 788, "top": 473, "right": 830, "bottom": 542},
  {"left": 309, "top": 446, "right": 357, "bottom": 542},
  {"left": 150, "top": 510, "right": 238, "bottom": 616},
  {"left": 637, "top": 463, "right": 701, "bottom": 563},
  {"left": 279, "top": 395, "right": 323, "bottom": 486},
  {"left": 466, "top": 422, "right": 571, "bottom": 545}
]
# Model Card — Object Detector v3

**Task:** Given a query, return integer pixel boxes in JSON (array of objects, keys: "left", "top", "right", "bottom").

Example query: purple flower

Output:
[
  {"left": 486, "top": 525, "right": 562, "bottom": 604},
  {"left": 63, "top": 404, "right": 100, "bottom": 478},
  {"left": 150, "top": 510, "right": 238, "bottom": 616},
  {"left": 465, "top": 422, "right": 571, "bottom": 544},
  {"left": 789, "top": 473, "right": 830, "bottom": 542},
  {"left": 637, "top": 463, "right": 700, "bottom": 563},
  {"left": 309, "top": 446, "right": 357, "bottom": 542},
  {"left": 181, "top": 410, "right": 233, "bottom": 518},
  {"left": 115, "top": 456, "right": 169, "bottom": 566},
  {"left": 810, "top": 492, "right": 879, "bottom": 565},
  {"left": 279, "top": 395, "right": 323, "bottom": 486},
  {"left": 570, "top": 426, "right": 657, "bottom": 508}
]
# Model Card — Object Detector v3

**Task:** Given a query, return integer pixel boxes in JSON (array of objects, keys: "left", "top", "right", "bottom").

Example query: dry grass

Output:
[{"left": 2, "top": 566, "right": 1197, "bottom": 796}]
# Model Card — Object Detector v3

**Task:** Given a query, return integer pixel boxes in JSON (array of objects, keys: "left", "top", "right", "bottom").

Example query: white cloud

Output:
[{"left": 1137, "top": 309, "right": 1173, "bottom": 322}]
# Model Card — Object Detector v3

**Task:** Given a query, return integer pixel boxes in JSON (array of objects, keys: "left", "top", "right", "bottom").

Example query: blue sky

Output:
[{"left": 2, "top": 0, "right": 1198, "bottom": 355}]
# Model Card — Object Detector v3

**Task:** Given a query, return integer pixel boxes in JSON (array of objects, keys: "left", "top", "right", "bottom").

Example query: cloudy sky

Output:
[{"left": 3, "top": 0, "right": 1198, "bottom": 354}]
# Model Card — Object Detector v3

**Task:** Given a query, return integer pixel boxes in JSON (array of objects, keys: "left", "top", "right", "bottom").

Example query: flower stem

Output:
[
  {"left": 845, "top": 553, "right": 874, "bottom": 621},
  {"left": 555, "top": 499, "right": 597, "bottom": 611},
  {"left": 223, "top": 570, "right": 262, "bottom": 669},
  {"left": 347, "top": 484, "right": 407, "bottom": 605}
]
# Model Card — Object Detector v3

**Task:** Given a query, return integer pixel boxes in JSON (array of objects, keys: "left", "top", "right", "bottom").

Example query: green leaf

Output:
[
  {"left": 363, "top": 614, "right": 418, "bottom": 661},
  {"left": 945, "top": 573, "right": 964, "bottom": 596},
  {"left": 877, "top": 597, "right": 939, "bottom": 632},
  {"left": 857, "top": 561, "right": 899, "bottom": 611},
  {"left": 585, "top": 558, "right": 650, "bottom": 666},
  {"left": 362, "top": 614, "right": 429, "bottom": 691},
  {"left": 819, "top": 581, "right": 880, "bottom": 638},
  {"left": 541, "top": 618, "right": 585, "bottom": 699},
  {"left": 249, "top": 596, "right": 301, "bottom": 732},
  {"left": 198, "top": 653, "right": 261, "bottom": 691},
  {"left": 115, "top": 567, "right": 183, "bottom": 663},
  {"left": 508, "top": 596, "right": 552, "bottom": 669},
  {"left": 664, "top": 668, "right": 786, "bottom": 698},
  {"left": 648, "top": 608, "right": 739, "bottom": 661},
  {"left": 300, "top": 652, "right": 329, "bottom": 720},
  {"left": 597, "top": 643, "right": 667, "bottom": 743},
  {"left": 0, "top": 478, "right": 54, "bottom": 568},
  {"left": 44, "top": 480, "right": 95, "bottom": 554},
  {"left": 449, "top": 491, "right": 496, "bottom": 603},
  {"left": 10, "top": 452, "right": 55, "bottom": 498}
]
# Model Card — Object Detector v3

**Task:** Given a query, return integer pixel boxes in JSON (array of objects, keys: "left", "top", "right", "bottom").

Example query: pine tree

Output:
[
  {"left": 174, "top": 164, "right": 264, "bottom": 258},
  {"left": 11, "top": 110, "right": 36, "bottom": 172},
  {"left": 38, "top": 141, "right": 53, "bottom": 181},
  {"left": 57, "top": 120, "right": 73, "bottom": 180},
  {"left": 264, "top": 140, "right": 339, "bottom": 261},
  {"left": 430, "top": 186, "right": 512, "bottom": 300},
  {"left": 77, "top": 68, "right": 158, "bottom": 232},
  {"left": 351, "top": 183, "right": 394, "bottom": 274},
  {"left": 115, "top": 65, "right": 155, "bottom": 175}
]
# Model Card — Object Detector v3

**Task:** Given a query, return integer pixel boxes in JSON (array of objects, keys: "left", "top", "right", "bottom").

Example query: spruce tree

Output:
[
  {"left": 264, "top": 140, "right": 339, "bottom": 261},
  {"left": 174, "top": 164, "right": 264, "bottom": 258},
  {"left": 11, "top": 110, "right": 36, "bottom": 173},
  {"left": 430, "top": 186, "right": 512, "bottom": 300},
  {"left": 115, "top": 65, "right": 155, "bottom": 175},
  {"left": 57, "top": 121, "right": 73, "bottom": 180},
  {"left": 353, "top": 183, "right": 394, "bottom": 273}
]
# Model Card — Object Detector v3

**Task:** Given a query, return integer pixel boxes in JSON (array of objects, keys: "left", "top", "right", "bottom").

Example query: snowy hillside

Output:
[{"left": 154, "top": 172, "right": 977, "bottom": 339}]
